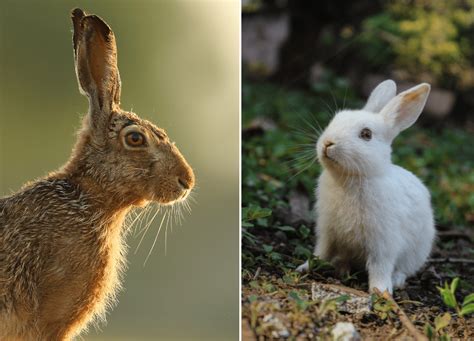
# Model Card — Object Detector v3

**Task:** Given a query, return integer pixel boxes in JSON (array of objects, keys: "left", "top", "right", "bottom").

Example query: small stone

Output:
[{"left": 331, "top": 322, "right": 361, "bottom": 341}]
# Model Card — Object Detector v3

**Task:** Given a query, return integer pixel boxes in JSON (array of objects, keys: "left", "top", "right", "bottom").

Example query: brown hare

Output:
[{"left": 0, "top": 8, "right": 195, "bottom": 341}]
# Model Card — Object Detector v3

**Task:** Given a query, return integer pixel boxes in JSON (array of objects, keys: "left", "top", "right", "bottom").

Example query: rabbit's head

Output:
[
  {"left": 316, "top": 80, "right": 430, "bottom": 177},
  {"left": 66, "top": 9, "right": 194, "bottom": 206}
]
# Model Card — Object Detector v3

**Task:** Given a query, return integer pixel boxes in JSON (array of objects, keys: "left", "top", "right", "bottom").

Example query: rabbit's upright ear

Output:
[
  {"left": 71, "top": 8, "right": 121, "bottom": 131},
  {"left": 380, "top": 83, "right": 430, "bottom": 137},
  {"left": 363, "top": 79, "right": 397, "bottom": 112}
]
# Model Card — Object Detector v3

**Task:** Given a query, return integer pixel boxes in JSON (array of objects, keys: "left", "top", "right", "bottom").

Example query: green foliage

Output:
[
  {"left": 437, "top": 277, "right": 474, "bottom": 317},
  {"left": 360, "top": 0, "right": 474, "bottom": 87}
]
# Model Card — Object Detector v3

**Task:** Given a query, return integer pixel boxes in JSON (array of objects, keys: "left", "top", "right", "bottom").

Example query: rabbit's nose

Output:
[{"left": 323, "top": 140, "right": 335, "bottom": 156}]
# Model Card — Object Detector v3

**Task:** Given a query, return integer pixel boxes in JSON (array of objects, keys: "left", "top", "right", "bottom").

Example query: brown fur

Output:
[{"left": 0, "top": 8, "right": 194, "bottom": 340}]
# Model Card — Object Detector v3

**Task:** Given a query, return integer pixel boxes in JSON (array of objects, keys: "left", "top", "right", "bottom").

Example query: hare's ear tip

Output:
[
  {"left": 71, "top": 8, "right": 86, "bottom": 19},
  {"left": 83, "top": 14, "right": 113, "bottom": 36}
]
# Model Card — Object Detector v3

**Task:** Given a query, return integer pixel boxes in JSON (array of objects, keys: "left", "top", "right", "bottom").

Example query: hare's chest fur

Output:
[{"left": 0, "top": 182, "right": 128, "bottom": 340}]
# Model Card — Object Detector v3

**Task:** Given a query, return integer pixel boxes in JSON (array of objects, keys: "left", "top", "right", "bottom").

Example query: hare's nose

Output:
[{"left": 178, "top": 177, "right": 191, "bottom": 190}]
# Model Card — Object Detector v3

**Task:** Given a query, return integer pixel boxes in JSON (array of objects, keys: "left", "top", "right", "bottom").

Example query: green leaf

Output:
[
  {"left": 275, "top": 225, "right": 296, "bottom": 232},
  {"left": 424, "top": 323, "right": 434, "bottom": 340},
  {"left": 434, "top": 312, "right": 451, "bottom": 332},
  {"left": 249, "top": 281, "right": 259, "bottom": 289},
  {"left": 450, "top": 277, "right": 460, "bottom": 294},
  {"left": 298, "top": 225, "right": 311, "bottom": 239},
  {"left": 293, "top": 245, "right": 312, "bottom": 259},
  {"left": 438, "top": 284, "right": 458, "bottom": 309},
  {"left": 335, "top": 294, "right": 350, "bottom": 303},
  {"left": 244, "top": 206, "right": 272, "bottom": 220},
  {"left": 248, "top": 294, "right": 258, "bottom": 303},
  {"left": 262, "top": 244, "right": 273, "bottom": 253},
  {"left": 460, "top": 303, "right": 474, "bottom": 316},
  {"left": 288, "top": 291, "right": 300, "bottom": 300},
  {"left": 462, "top": 293, "right": 474, "bottom": 306}
]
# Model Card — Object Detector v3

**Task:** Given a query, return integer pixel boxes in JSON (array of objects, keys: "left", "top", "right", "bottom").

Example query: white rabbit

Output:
[{"left": 296, "top": 80, "right": 435, "bottom": 294}]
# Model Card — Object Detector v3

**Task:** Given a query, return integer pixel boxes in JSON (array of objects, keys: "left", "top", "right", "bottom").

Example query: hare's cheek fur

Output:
[{"left": 145, "top": 145, "right": 195, "bottom": 204}]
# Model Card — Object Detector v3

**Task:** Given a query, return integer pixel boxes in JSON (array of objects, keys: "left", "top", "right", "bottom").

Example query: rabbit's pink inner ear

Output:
[{"left": 381, "top": 83, "right": 430, "bottom": 135}]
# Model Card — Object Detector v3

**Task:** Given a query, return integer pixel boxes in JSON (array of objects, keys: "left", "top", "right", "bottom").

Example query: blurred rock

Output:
[
  {"left": 289, "top": 188, "right": 312, "bottom": 226},
  {"left": 331, "top": 322, "right": 361, "bottom": 341},
  {"left": 311, "top": 282, "right": 370, "bottom": 314},
  {"left": 242, "top": 14, "right": 289, "bottom": 76},
  {"left": 362, "top": 74, "right": 456, "bottom": 118},
  {"left": 261, "top": 314, "right": 290, "bottom": 338},
  {"left": 309, "top": 63, "right": 325, "bottom": 85}
]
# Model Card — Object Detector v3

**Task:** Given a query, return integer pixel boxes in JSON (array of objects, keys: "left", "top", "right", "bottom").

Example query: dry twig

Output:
[{"left": 373, "top": 288, "right": 428, "bottom": 341}]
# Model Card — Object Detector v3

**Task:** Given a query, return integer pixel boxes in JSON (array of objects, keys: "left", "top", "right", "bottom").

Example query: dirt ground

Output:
[{"left": 242, "top": 226, "right": 474, "bottom": 340}]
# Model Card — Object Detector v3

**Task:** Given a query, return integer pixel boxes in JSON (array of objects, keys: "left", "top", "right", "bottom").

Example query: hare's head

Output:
[
  {"left": 67, "top": 9, "right": 194, "bottom": 206},
  {"left": 317, "top": 80, "right": 430, "bottom": 176}
]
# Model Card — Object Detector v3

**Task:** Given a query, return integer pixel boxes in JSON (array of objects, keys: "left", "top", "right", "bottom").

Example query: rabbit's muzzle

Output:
[{"left": 322, "top": 140, "right": 335, "bottom": 160}]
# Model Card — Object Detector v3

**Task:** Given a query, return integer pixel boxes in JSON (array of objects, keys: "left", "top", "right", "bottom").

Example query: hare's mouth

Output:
[{"left": 153, "top": 188, "right": 191, "bottom": 206}]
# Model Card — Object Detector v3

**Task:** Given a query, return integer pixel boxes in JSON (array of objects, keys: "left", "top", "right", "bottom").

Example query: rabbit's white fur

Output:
[{"left": 297, "top": 80, "right": 435, "bottom": 294}]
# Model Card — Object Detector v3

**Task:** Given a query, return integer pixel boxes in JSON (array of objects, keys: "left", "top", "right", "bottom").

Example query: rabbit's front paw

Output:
[
  {"left": 367, "top": 260, "right": 394, "bottom": 294},
  {"left": 296, "top": 261, "right": 309, "bottom": 273}
]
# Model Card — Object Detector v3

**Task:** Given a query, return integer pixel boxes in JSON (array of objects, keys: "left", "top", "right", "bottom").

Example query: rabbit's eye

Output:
[
  {"left": 359, "top": 128, "right": 372, "bottom": 141},
  {"left": 125, "top": 132, "right": 146, "bottom": 147}
]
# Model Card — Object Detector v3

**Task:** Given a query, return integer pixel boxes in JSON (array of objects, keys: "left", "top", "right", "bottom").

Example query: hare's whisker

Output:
[
  {"left": 135, "top": 206, "right": 160, "bottom": 255},
  {"left": 136, "top": 205, "right": 154, "bottom": 237},
  {"left": 143, "top": 209, "right": 168, "bottom": 266}
]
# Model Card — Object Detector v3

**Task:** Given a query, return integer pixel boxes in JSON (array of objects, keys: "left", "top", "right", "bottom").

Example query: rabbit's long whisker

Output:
[
  {"left": 288, "top": 156, "right": 318, "bottom": 181},
  {"left": 299, "top": 114, "right": 323, "bottom": 137},
  {"left": 318, "top": 99, "right": 334, "bottom": 114},
  {"left": 330, "top": 90, "right": 339, "bottom": 113}
]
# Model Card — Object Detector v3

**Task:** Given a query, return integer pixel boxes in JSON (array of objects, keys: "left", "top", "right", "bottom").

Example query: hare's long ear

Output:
[
  {"left": 380, "top": 83, "right": 430, "bottom": 138},
  {"left": 71, "top": 8, "right": 121, "bottom": 131},
  {"left": 363, "top": 79, "right": 397, "bottom": 112}
]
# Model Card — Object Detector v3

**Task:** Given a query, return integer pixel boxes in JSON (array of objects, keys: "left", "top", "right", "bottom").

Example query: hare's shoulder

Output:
[{"left": 1, "top": 178, "right": 91, "bottom": 226}]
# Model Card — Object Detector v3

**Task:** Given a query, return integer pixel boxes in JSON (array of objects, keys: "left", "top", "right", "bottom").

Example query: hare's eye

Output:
[
  {"left": 125, "top": 132, "right": 146, "bottom": 147},
  {"left": 359, "top": 128, "right": 372, "bottom": 141}
]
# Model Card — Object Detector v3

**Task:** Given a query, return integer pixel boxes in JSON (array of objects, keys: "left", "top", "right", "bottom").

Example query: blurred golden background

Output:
[{"left": 0, "top": 0, "right": 239, "bottom": 340}]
